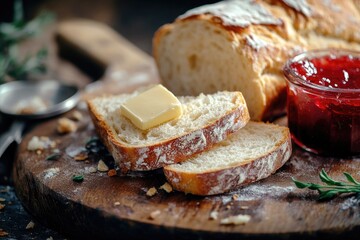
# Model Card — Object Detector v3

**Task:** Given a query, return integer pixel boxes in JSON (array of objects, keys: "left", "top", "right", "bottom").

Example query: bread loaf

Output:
[
  {"left": 163, "top": 121, "right": 292, "bottom": 195},
  {"left": 87, "top": 90, "right": 250, "bottom": 173},
  {"left": 153, "top": 0, "right": 360, "bottom": 120}
]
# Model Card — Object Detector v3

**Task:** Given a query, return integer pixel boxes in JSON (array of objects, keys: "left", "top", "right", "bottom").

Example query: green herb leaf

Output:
[
  {"left": 46, "top": 153, "right": 61, "bottom": 161},
  {"left": 343, "top": 172, "right": 360, "bottom": 185},
  {"left": 292, "top": 170, "right": 360, "bottom": 201},
  {"left": 72, "top": 175, "right": 84, "bottom": 183},
  {"left": 291, "top": 178, "right": 311, "bottom": 189}
]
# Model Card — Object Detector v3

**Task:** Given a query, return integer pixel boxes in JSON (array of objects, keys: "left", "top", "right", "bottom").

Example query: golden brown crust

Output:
[
  {"left": 163, "top": 127, "right": 292, "bottom": 196},
  {"left": 87, "top": 92, "right": 250, "bottom": 173}
]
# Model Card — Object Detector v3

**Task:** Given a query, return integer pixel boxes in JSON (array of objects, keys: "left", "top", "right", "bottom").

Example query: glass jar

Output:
[{"left": 283, "top": 49, "right": 360, "bottom": 156}]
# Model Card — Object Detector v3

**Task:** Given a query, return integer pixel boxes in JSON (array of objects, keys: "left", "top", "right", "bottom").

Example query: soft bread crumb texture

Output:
[
  {"left": 90, "top": 91, "right": 243, "bottom": 146},
  {"left": 166, "top": 122, "right": 287, "bottom": 173},
  {"left": 154, "top": 0, "right": 360, "bottom": 120}
]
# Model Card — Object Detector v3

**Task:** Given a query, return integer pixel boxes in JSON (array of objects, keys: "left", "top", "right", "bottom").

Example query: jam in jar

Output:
[{"left": 283, "top": 49, "right": 360, "bottom": 156}]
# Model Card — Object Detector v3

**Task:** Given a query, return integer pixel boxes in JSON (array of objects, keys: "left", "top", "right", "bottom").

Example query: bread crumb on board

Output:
[
  {"left": 97, "top": 160, "right": 109, "bottom": 172},
  {"left": 107, "top": 169, "right": 117, "bottom": 177},
  {"left": 25, "top": 221, "right": 35, "bottom": 230},
  {"left": 114, "top": 202, "right": 121, "bottom": 206},
  {"left": 57, "top": 117, "right": 77, "bottom": 134},
  {"left": 27, "top": 136, "right": 56, "bottom": 151},
  {"left": 74, "top": 151, "right": 88, "bottom": 161},
  {"left": 71, "top": 110, "right": 83, "bottom": 121},
  {"left": 220, "top": 214, "right": 251, "bottom": 225},
  {"left": 0, "top": 203, "right": 5, "bottom": 210},
  {"left": 209, "top": 211, "right": 219, "bottom": 220},
  {"left": 0, "top": 229, "right": 9, "bottom": 237},
  {"left": 159, "top": 182, "right": 173, "bottom": 193},
  {"left": 149, "top": 210, "right": 161, "bottom": 220},
  {"left": 146, "top": 187, "right": 157, "bottom": 197}
]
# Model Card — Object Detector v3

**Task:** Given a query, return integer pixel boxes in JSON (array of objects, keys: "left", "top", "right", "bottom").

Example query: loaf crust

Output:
[
  {"left": 153, "top": 0, "right": 360, "bottom": 120},
  {"left": 87, "top": 92, "right": 250, "bottom": 173},
  {"left": 163, "top": 123, "right": 292, "bottom": 196}
]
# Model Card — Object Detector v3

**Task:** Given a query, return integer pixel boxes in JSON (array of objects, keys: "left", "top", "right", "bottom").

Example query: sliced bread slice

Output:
[
  {"left": 87, "top": 90, "right": 250, "bottom": 173},
  {"left": 163, "top": 121, "right": 292, "bottom": 196}
]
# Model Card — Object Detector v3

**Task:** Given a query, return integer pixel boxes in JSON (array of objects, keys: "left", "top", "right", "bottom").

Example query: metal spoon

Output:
[{"left": 0, "top": 80, "right": 80, "bottom": 158}]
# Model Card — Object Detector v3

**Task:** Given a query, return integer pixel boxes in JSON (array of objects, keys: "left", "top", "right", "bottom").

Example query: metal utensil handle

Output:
[{"left": 0, "top": 120, "right": 25, "bottom": 159}]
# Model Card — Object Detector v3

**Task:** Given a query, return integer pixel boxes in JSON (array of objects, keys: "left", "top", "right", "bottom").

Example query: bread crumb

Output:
[
  {"left": 0, "top": 229, "right": 8, "bottom": 237},
  {"left": 46, "top": 237, "right": 53, "bottom": 240},
  {"left": 159, "top": 182, "right": 173, "bottom": 193},
  {"left": 97, "top": 160, "right": 109, "bottom": 172},
  {"left": 209, "top": 211, "right": 218, "bottom": 220},
  {"left": 232, "top": 194, "right": 239, "bottom": 200},
  {"left": 114, "top": 202, "right": 121, "bottom": 206},
  {"left": 220, "top": 214, "right": 251, "bottom": 225},
  {"left": 71, "top": 110, "right": 83, "bottom": 121},
  {"left": 26, "top": 221, "right": 35, "bottom": 230},
  {"left": 0, "top": 203, "right": 5, "bottom": 210},
  {"left": 149, "top": 210, "right": 161, "bottom": 220},
  {"left": 74, "top": 151, "right": 88, "bottom": 161},
  {"left": 240, "top": 206, "right": 249, "bottom": 210},
  {"left": 146, "top": 187, "right": 157, "bottom": 197},
  {"left": 15, "top": 97, "right": 47, "bottom": 114},
  {"left": 84, "top": 166, "right": 97, "bottom": 174},
  {"left": 27, "top": 136, "right": 56, "bottom": 151},
  {"left": 107, "top": 169, "right": 117, "bottom": 177},
  {"left": 57, "top": 117, "right": 77, "bottom": 134}
]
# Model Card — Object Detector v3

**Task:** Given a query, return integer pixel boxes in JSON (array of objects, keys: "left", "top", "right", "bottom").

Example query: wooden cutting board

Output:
[{"left": 13, "top": 20, "right": 360, "bottom": 240}]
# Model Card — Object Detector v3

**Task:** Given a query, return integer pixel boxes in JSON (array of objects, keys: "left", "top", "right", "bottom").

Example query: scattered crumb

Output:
[
  {"left": 15, "top": 97, "right": 48, "bottom": 114},
  {"left": 240, "top": 206, "right": 249, "bottom": 210},
  {"left": 0, "top": 229, "right": 8, "bottom": 237},
  {"left": 97, "top": 160, "right": 109, "bottom": 172},
  {"left": 146, "top": 187, "right": 157, "bottom": 197},
  {"left": 0, "top": 203, "right": 5, "bottom": 210},
  {"left": 220, "top": 214, "right": 251, "bottom": 225},
  {"left": 43, "top": 168, "right": 60, "bottom": 180},
  {"left": 232, "top": 194, "right": 239, "bottom": 200},
  {"left": 107, "top": 169, "right": 117, "bottom": 177},
  {"left": 26, "top": 221, "right": 35, "bottom": 230},
  {"left": 71, "top": 110, "right": 83, "bottom": 121},
  {"left": 114, "top": 202, "right": 120, "bottom": 206},
  {"left": 159, "top": 182, "right": 173, "bottom": 193},
  {"left": 209, "top": 211, "right": 218, "bottom": 220},
  {"left": 149, "top": 210, "right": 161, "bottom": 220},
  {"left": 46, "top": 237, "right": 53, "bottom": 240},
  {"left": 27, "top": 136, "right": 56, "bottom": 151},
  {"left": 84, "top": 166, "right": 97, "bottom": 174},
  {"left": 226, "top": 205, "right": 232, "bottom": 210},
  {"left": 0, "top": 198, "right": 5, "bottom": 202},
  {"left": 57, "top": 117, "right": 77, "bottom": 134},
  {"left": 74, "top": 151, "right": 88, "bottom": 161},
  {"left": 85, "top": 160, "right": 90, "bottom": 164}
]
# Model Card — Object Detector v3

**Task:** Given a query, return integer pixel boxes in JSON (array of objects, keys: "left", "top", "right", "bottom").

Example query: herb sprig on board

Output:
[
  {"left": 292, "top": 169, "right": 360, "bottom": 200},
  {"left": 0, "top": 0, "right": 54, "bottom": 83}
]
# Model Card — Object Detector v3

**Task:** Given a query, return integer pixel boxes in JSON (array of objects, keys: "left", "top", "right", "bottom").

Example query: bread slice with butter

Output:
[
  {"left": 163, "top": 121, "right": 292, "bottom": 195},
  {"left": 87, "top": 89, "right": 250, "bottom": 173}
]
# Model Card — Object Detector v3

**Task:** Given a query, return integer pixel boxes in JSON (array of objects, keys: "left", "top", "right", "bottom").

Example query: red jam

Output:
[{"left": 284, "top": 49, "right": 360, "bottom": 156}]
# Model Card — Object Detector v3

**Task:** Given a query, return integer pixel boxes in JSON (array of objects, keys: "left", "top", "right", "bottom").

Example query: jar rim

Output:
[{"left": 283, "top": 48, "right": 360, "bottom": 94}]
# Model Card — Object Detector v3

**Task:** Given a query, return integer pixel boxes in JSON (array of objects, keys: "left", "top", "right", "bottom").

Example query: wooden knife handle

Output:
[{"left": 55, "top": 19, "right": 152, "bottom": 79}]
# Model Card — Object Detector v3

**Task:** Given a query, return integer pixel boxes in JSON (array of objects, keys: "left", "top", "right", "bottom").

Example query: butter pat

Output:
[{"left": 121, "top": 85, "right": 182, "bottom": 130}]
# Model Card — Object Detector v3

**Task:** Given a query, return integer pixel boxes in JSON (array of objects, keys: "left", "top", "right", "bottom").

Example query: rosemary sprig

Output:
[
  {"left": 292, "top": 169, "right": 360, "bottom": 200},
  {"left": 0, "top": 0, "right": 54, "bottom": 83}
]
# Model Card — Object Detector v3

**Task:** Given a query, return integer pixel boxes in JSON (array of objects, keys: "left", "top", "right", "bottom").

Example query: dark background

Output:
[{"left": 1, "top": 0, "right": 219, "bottom": 54}]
